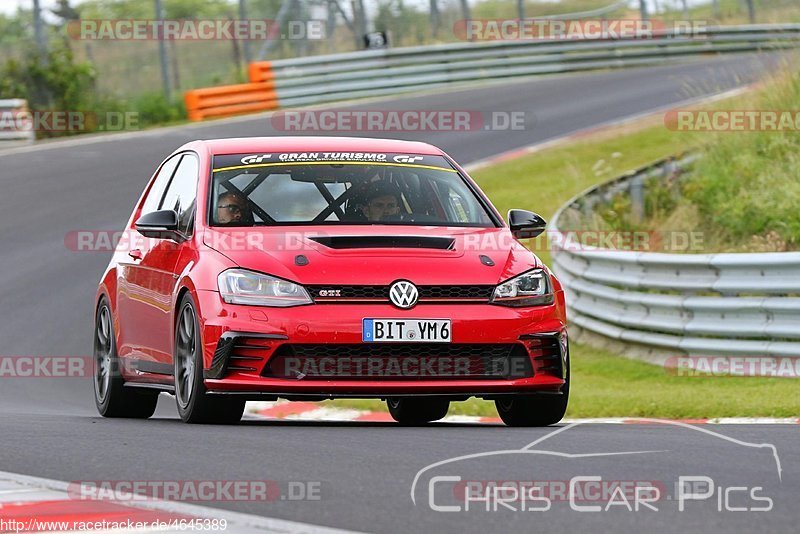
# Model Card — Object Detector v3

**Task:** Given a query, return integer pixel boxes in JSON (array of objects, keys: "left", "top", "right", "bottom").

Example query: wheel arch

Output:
[{"left": 172, "top": 279, "right": 209, "bottom": 371}]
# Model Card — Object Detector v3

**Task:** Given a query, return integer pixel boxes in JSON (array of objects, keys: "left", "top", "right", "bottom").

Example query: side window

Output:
[
  {"left": 430, "top": 177, "right": 489, "bottom": 224},
  {"left": 140, "top": 155, "right": 180, "bottom": 215},
  {"left": 161, "top": 153, "right": 199, "bottom": 235},
  {"left": 447, "top": 189, "right": 470, "bottom": 222}
]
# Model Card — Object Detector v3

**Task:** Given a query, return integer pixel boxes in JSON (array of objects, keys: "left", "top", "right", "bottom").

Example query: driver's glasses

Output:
[{"left": 218, "top": 204, "right": 243, "bottom": 214}]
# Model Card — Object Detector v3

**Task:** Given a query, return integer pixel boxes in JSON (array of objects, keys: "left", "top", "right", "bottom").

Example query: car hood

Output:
[{"left": 202, "top": 226, "right": 541, "bottom": 286}]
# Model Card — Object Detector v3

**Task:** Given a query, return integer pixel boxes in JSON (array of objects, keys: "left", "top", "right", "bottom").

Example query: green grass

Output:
[
  {"left": 678, "top": 66, "right": 800, "bottom": 252},
  {"left": 567, "top": 344, "right": 800, "bottom": 418},
  {"left": 576, "top": 58, "right": 800, "bottom": 253},
  {"left": 322, "top": 109, "right": 799, "bottom": 419},
  {"left": 680, "top": 0, "right": 800, "bottom": 25},
  {"left": 472, "top": 121, "right": 696, "bottom": 266}
]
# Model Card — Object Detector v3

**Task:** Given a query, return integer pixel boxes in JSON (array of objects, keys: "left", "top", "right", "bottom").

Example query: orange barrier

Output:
[
  {"left": 248, "top": 61, "right": 274, "bottom": 83},
  {"left": 184, "top": 80, "right": 277, "bottom": 121}
]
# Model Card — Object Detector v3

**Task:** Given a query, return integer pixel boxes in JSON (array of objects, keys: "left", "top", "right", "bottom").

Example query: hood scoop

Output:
[{"left": 309, "top": 235, "right": 455, "bottom": 250}]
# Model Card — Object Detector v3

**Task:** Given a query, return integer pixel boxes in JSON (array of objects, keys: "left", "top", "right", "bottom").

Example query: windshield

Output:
[{"left": 209, "top": 152, "right": 496, "bottom": 227}]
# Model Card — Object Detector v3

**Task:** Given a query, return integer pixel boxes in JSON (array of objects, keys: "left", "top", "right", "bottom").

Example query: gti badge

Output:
[{"left": 389, "top": 280, "right": 419, "bottom": 309}]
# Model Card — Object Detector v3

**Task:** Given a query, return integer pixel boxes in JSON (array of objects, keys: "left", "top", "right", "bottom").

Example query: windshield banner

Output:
[{"left": 212, "top": 152, "right": 455, "bottom": 172}]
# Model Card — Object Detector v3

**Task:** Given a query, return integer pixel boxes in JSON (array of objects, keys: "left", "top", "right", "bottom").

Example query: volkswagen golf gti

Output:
[{"left": 93, "top": 137, "right": 569, "bottom": 426}]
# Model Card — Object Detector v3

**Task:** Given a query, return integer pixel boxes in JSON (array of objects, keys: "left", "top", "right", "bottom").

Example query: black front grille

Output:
[
  {"left": 423, "top": 286, "right": 495, "bottom": 299},
  {"left": 263, "top": 343, "right": 533, "bottom": 380},
  {"left": 306, "top": 285, "right": 495, "bottom": 302}
]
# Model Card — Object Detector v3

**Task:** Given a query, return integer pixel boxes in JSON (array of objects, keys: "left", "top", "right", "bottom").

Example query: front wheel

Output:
[
  {"left": 93, "top": 297, "right": 158, "bottom": 418},
  {"left": 495, "top": 392, "right": 568, "bottom": 427},
  {"left": 496, "top": 343, "right": 570, "bottom": 427},
  {"left": 174, "top": 294, "right": 245, "bottom": 424},
  {"left": 387, "top": 398, "right": 450, "bottom": 425}
]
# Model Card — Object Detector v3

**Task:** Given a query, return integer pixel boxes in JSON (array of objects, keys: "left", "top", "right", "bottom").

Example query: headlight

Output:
[
  {"left": 217, "top": 269, "right": 312, "bottom": 307},
  {"left": 491, "top": 269, "right": 554, "bottom": 307}
]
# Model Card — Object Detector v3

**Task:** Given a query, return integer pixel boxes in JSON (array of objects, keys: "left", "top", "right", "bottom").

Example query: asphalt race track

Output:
[{"left": 0, "top": 54, "right": 796, "bottom": 533}]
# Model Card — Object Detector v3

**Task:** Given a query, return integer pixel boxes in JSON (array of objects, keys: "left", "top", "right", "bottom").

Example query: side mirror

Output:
[
  {"left": 135, "top": 209, "right": 183, "bottom": 241},
  {"left": 508, "top": 209, "right": 547, "bottom": 239}
]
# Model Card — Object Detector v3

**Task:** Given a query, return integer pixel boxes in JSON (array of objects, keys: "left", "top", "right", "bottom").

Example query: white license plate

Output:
[{"left": 362, "top": 319, "right": 451, "bottom": 343}]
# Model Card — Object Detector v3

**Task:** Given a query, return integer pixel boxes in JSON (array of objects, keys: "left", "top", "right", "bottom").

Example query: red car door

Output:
[
  {"left": 118, "top": 153, "right": 199, "bottom": 373},
  {"left": 116, "top": 154, "right": 180, "bottom": 364}
]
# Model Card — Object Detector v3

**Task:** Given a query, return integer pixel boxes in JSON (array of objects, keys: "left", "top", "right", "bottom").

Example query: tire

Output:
[
  {"left": 495, "top": 359, "right": 570, "bottom": 427},
  {"left": 387, "top": 398, "right": 450, "bottom": 425},
  {"left": 174, "top": 293, "right": 245, "bottom": 424},
  {"left": 93, "top": 297, "right": 158, "bottom": 418}
]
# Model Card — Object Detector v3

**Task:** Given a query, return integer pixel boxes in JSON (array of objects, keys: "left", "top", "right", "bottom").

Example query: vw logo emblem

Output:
[{"left": 389, "top": 280, "right": 419, "bottom": 309}]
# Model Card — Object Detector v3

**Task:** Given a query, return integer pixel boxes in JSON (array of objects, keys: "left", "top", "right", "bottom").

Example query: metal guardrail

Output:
[
  {"left": 537, "top": 0, "right": 629, "bottom": 20},
  {"left": 187, "top": 23, "right": 800, "bottom": 120},
  {"left": 549, "top": 156, "right": 800, "bottom": 360},
  {"left": 0, "top": 99, "right": 35, "bottom": 144},
  {"left": 264, "top": 24, "right": 800, "bottom": 108}
]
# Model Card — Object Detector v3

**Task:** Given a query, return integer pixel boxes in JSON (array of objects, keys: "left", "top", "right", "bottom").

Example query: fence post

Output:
[
  {"left": 744, "top": 0, "right": 756, "bottom": 24},
  {"left": 629, "top": 174, "right": 645, "bottom": 224},
  {"left": 239, "top": 0, "right": 251, "bottom": 64},
  {"left": 154, "top": 0, "right": 173, "bottom": 102}
]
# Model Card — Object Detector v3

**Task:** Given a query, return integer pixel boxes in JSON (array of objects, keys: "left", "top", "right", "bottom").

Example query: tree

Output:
[{"left": 51, "top": 0, "right": 80, "bottom": 22}]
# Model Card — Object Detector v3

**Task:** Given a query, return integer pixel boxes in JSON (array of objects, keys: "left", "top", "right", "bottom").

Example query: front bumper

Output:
[{"left": 196, "top": 289, "right": 568, "bottom": 398}]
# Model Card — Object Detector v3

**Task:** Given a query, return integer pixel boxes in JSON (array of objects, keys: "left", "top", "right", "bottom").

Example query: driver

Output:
[
  {"left": 361, "top": 181, "right": 403, "bottom": 221},
  {"left": 216, "top": 191, "right": 252, "bottom": 226}
]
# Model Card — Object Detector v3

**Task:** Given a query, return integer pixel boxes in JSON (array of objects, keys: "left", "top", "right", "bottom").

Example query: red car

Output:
[{"left": 93, "top": 137, "right": 569, "bottom": 425}]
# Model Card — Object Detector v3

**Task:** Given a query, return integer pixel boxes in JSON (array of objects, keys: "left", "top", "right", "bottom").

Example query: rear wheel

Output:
[
  {"left": 387, "top": 398, "right": 450, "bottom": 425},
  {"left": 93, "top": 297, "right": 158, "bottom": 418},
  {"left": 174, "top": 294, "right": 245, "bottom": 424}
]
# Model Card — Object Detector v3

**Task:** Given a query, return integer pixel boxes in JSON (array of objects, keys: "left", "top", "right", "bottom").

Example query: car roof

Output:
[{"left": 186, "top": 137, "right": 445, "bottom": 156}]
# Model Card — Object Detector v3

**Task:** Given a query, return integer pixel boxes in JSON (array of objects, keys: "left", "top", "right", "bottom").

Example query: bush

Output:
[
  {"left": 0, "top": 43, "right": 95, "bottom": 111},
  {"left": 0, "top": 39, "right": 186, "bottom": 136},
  {"left": 0, "top": 41, "right": 97, "bottom": 138},
  {"left": 129, "top": 92, "right": 186, "bottom": 127}
]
